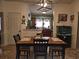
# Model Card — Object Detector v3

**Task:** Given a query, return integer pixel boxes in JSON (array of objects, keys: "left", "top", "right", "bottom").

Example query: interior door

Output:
[
  {"left": 77, "top": 12, "right": 79, "bottom": 48},
  {"left": 0, "top": 17, "right": 1, "bottom": 44},
  {"left": 7, "top": 12, "right": 21, "bottom": 44},
  {"left": 0, "top": 12, "right": 3, "bottom": 45}
]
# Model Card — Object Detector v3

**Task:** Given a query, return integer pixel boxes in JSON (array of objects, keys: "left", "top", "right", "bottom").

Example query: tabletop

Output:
[{"left": 17, "top": 37, "right": 66, "bottom": 45}]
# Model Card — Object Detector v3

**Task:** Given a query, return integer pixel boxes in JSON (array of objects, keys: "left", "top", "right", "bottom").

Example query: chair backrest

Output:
[
  {"left": 16, "top": 34, "right": 21, "bottom": 40},
  {"left": 13, "top": 35, "right": 20, "bottom": 43},
  {"left": 33, "top": 39, "right": 48, "bottom": 53},
  {"left": 42, "top": 28, "right": 52, "bottom": 37}
]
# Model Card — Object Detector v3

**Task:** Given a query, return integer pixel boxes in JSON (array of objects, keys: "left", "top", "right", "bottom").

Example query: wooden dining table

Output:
[{"left": 16, "top": 37, "right": 66, "bottom": 59}]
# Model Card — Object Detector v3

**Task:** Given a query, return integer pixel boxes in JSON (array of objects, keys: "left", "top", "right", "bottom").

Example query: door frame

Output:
[{"left": 0, "top": 12, "right": 4, "bottom": 45}]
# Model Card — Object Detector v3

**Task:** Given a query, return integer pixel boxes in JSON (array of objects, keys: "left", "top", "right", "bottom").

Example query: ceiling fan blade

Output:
[
  {"left": 37, "top": 6, "right": 43, "bottom": 10},
  {"left": 37, "top": 7, "right": 52, "bottom": 11},
  {"left": 45, "top": 7, "right": 52, "bottom": 10}
]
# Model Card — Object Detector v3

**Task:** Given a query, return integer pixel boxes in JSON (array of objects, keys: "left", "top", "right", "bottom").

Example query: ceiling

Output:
[
  {"left": 5, "top": 0, "right": 74, "bottom": 4},
  {"left": 5, "top": 0, "right": 74, "bottom": 15}
]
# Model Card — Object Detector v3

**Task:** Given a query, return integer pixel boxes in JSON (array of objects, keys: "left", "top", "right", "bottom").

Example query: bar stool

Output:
[
  {"left": 51, "top": 46, "right": 64, "bottom": 59},
  {"left": 13, "top": 35, "right": 30, "bottom": 59},
  {"left": 33, "top": 39, "right": 48, "bottom": 59},
  {"left": 19, "top": 47, "right": 29, "bottom": 59}
]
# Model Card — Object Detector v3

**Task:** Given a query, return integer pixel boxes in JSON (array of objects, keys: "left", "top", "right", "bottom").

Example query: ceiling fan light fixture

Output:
[
  {"left": 44, "top": 3, "right": 47, "bottom": 7},
  {"left": 40, "top": 3, "right": 43, "bottom": 6},
  {"left": 37, "top": 0, "right": 52, "bottom": 12},
  {"left": 42, "top": 11, "right": 46, "bottom": 14}
]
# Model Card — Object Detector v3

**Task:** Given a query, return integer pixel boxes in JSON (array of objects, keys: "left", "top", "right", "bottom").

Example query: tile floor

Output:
[{"left": 0, "top": 45, "right": 79, "bottom": 59}]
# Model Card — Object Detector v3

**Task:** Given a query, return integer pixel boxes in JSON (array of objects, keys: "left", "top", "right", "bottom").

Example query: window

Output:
[
  {"left": 36, "top": 18, "right": 43, "bottom": 28},
  {"left": 35, "top": 17, "right": 51, "bottom": 29},
  {"left": 44, "top": 19, "right": 50, "bottom": 28}
]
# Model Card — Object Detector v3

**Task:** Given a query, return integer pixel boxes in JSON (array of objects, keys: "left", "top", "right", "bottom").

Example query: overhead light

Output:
[
  {"left": 37, "top": 0, "right": 48, "bottom": 7},
  {"left": 42, "top": 11, "right": 46, "bottom": 14},
  {"left": 37, "top": 0, "right": 52, "bottom": 12},
  {"left": 40, "top": 3, "right": 43, "bottom": 6},
  {"left": 37, "top": 1, "right": 47, "bottom": 7},
  {"left": 44, "top": 3, "right": 47, "bottom": 7}
]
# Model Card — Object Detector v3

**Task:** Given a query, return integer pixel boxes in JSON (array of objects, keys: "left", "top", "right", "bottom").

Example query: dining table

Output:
[{"left": 16, "top": 37, "right": 66, "bottom": 59}]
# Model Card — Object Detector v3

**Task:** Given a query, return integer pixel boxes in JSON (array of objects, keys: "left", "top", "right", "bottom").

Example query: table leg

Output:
[
  {"left": 16, "top": 45, "right": 20, "bottom": 59},
  {"left": 62, "top": 47, "right": 65, "bottom": 59}
]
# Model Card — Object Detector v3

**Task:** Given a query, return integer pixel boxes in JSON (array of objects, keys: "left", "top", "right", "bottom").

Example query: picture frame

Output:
[
  {"left": 70, "top": 15, "right": 74, "bottom": 22},
  {"left": 58, "top": 14, "right": 67, "bottom": 23}
]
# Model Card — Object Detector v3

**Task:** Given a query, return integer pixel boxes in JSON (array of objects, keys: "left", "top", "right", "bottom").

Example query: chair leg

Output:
[
  {"left": 20, "top": 51, "right": 29, "bottom": 59},
  {"left": 34, "top": 55, "right": 36, "bottom": 59},
  {"left": 24, "top": 51, "right": 28, "bottom": 59},
  {"left": 45, "top": 55, "right": 47, "bottom": 59},
  {"left": 52, "top": 51, "right": 53, "bottom": 59},
  {"left": 27, "top": 51, "right": 28, "bottom": 59},
  {"left": 28, "top": 50, "right": 30, "bottom": 56},
  {"left": 49, "top": 49, "right": 51, "bottom": 56}
]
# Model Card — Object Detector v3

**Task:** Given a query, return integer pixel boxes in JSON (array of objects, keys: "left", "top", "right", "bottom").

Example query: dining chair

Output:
[
  {"left": 50, "top": 46, "right": 64, "bottom": 59},
  {"left": 16, "top": 34, "right": 21, "bottom": 40},
  {"left": 42, "top": 28, "right": 52, "bottom": 37},
  {"left": 13, "top": 35, "right": 30, "bottom": 59},
  {"left": 33, "top": 39, "right": 48, "bottom": 59},
  {"left": 13, "top": 35, "right": 20, "bottom": 43},
  {"left": 16, "top": 34, "right": 30, "bottom": 55},
  {"left": 42, "top": 28, "right": 53, "bottom": 56}
]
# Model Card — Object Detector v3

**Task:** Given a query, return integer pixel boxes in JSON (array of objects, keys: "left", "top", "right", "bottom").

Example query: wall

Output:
[
  {"left": 52, "top": 0, "right": 79, "bottom": 48},
  {"left": 53, "top": 4, "right": 72, "bottom": 37},
  {"left": 0, "top": 1, "right": 3, "bottom": 11},
  {"left": 71, "top": 0, "right": 79, "bottom": 48},
  {"left": 0, "top": 1, "right": 30, "bottom": 45},
  {"left": 0, "top": 0, "right": 78, "bottom": 48},
  {"left": 52, "top": 3, "right": 77, "bottom": 48}
]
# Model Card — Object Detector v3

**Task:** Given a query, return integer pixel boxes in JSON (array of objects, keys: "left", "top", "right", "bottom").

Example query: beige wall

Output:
[
  {"left": 70, "top": 0, "right": 79, "bottom": 48},
  {"left": 0, "top": 1, "right": 30, "bottom": 45},
  {"left": 0, "top": 0, "right": 79, "bottom": 48},
  {"left": 53, "top": 4, "right": 72, "bottom": 37},
  {"left": 52, "top": 1, "right": 79, "bottom": 48}
]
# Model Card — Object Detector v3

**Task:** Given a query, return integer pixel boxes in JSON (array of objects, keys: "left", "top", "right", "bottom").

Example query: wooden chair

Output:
[
  {"left": 33, "top": 39, "right": 48, "bottom": 59},
  {"left": 13, "top": 35, "right": 30, "bottom": 59},
  {"left": 42, "top": 28, "right": 52, "bottom": 37},
  {"left": 13, "top": 35, "right": 20, "bottom": 43},
  {"left": 42, "top": 28, "right": 52, "bottom": 56},
  {"left": 51, "top": 46, "right": 64, "bottom": 59},
  {"left": 16, "top": 34, "right": 21, "bottom": 40},
  {"left": 16, "top": 34, "right": 30, "bottom": 56}
]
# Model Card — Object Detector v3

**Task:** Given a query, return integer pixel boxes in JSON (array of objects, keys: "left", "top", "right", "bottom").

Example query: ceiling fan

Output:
[{"left": 36, "top": 0, "right": 52, "bottom": 11}]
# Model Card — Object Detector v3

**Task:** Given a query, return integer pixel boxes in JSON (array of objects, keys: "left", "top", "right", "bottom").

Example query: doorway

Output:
[
  {"left": 7, "top": 12, "right": 21, "bottom": 44},
  {"left": 0, "top": 12, "right": 4, "bottom": 46},
  {"left": 77, "top": 12, "right": 79, "bottom": 48}
]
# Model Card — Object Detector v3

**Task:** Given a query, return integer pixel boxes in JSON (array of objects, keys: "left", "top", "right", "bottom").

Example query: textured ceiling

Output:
[
  {"left": 5, "top": 0, "right": 74, "bottom": 4},
  {"left": 4, "top": 0, "right": 74, "bottom": 15}
]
